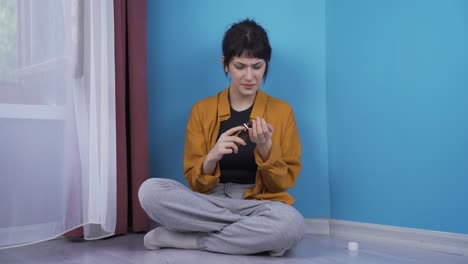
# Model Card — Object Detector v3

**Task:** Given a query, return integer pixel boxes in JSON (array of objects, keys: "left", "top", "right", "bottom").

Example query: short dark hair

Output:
[{"left": 222, "top": 19, "right": 272, "bottom": 80}]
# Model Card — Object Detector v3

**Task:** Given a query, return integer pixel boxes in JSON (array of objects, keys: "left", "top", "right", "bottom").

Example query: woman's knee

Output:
[
  {"left": 267, "top": 203, "right": 305, "bottom": 248},
  {"left": 138, "top": 178, "right": 157, "bottom": 210},
  {"left": 138, "top": 178, "right": 181, "bottom": 210}
]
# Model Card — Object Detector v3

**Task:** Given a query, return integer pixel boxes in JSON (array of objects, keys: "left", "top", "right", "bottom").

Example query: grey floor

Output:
[{"left": 1, "top": 233, "right": 467, "bottom": 264}]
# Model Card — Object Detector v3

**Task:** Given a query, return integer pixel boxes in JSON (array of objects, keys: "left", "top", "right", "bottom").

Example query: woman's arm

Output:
[
  {"left": 184, "top": 103, "right": 246, "bottom": 193},
  {"left": 183, "top": 103, "right": 220, "bottom": 193},
  {"left": 254, "top": 108, "right": 302, "bottom": 193}
]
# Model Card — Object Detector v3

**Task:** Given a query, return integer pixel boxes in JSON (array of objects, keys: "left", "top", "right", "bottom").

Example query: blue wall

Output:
[
  {"left": 147, "top": 0, "right": 330, "bottom": 218},
  {"left": 327, "top": 0, "right": 468, "bottom": 234},
  {"left": 148, "top": 0, "right": 468, "bottom": 234}
]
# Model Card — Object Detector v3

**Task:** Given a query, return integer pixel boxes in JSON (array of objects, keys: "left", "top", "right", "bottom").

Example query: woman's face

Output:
[{"left": 225, "top": 53, "right": 266, "bottom": 97}]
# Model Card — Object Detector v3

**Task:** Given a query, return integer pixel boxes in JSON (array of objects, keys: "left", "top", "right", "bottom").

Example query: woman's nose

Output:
[{"left": 245, "top": 67, "right": 253, "bottom": 80}]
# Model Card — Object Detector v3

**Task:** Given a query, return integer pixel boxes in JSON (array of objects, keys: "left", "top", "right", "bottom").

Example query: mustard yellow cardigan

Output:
[{"left": 183, "top": 88, "right": 302, "bottom": 205}]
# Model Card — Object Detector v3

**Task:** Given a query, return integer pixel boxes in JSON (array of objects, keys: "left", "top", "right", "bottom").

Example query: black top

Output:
[{"left": 218, "top": 105, "right": 257, "bottom": 184}]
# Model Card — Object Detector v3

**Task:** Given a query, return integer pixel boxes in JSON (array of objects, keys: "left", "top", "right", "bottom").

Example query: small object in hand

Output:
[
  {"left": 235, "top": 120, "right": 252, "bottom": 145},
  {"left": 347, "top": 241, "right": 359, "bottom": 251}
]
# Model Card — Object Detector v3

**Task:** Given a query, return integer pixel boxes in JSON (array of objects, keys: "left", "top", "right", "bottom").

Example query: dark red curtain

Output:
[
  {"left": 66, "top": 0, "right": 150, "bottom": 237},
  {"left": 114, "top": 0, "right": 150, "bottom": 234}
]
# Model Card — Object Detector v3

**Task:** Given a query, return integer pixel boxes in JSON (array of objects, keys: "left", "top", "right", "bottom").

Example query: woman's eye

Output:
[
  {"left": 234, "top": 65, "right": 244, "bottom": 70},
  {"left": 253, "top": 66, "right": 261, "bottom": 70}
]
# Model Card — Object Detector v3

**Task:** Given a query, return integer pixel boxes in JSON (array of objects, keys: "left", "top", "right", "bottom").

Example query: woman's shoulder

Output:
[
  {"left": 193, "top": 95, "right": 216, "bottom": 108},
  {"left": 269, "top": 96, "right": 292, "bottom": 108},
  {"left": 189, "top": 89, "right": 229, "bottom": 120},
  {"left": 191, "top": 92, "right": 220, "bottom": 111},
  {"left": 263, "top": 92, "right": 294, "bottom": 113}
]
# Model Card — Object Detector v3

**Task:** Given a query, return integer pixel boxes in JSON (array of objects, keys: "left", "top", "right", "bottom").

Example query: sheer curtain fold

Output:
[
  {"left": 0, "top": 0, "right": 116, "bottom": 248},
  {"left": 81, "top": 0, "right": 116, "bottom": 238}
]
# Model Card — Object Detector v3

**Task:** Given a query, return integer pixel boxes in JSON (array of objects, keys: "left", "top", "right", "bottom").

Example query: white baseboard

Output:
[
  {"left": 329, "top": 219, "right": 468, "bottom": 256},
  {"left": 304, "top": 218, "right": 330, "bottom": 235},
  {"left": 151, "top": 217, "right": 468, "bottom": 256}
]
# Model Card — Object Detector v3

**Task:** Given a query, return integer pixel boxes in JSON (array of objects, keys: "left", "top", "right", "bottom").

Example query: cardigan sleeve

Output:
[
  {"left": 183, "top": 103, "right": 220, "bottom": 193},
  {"left": 254, "top": 107, "right": 302, "bottom": 193}
]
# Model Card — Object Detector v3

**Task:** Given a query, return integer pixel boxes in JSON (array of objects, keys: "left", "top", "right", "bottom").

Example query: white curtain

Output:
[{"left": 0, "top": 0, "right": 116, "bottom": 248}]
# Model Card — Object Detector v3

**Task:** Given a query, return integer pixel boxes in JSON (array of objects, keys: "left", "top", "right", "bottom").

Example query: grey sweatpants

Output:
[{"left": 138, "top": 178, "right": 305, "bottom": 255}]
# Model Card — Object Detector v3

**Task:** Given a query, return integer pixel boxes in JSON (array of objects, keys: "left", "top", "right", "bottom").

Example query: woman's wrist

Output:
[
  {"left": 202, "top": 152, "right": 218, "bottom": 175},
  {"left": 256, "top": 139, "right": 272, "bottom": 161}
]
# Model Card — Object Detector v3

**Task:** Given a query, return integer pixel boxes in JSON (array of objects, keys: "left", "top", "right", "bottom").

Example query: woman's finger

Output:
[
  {"left": 256, "top": 117, "right": 266, "bottom": 142},
  {"left": 266, "top": 123, "right": 274, "bottom": 133},
  {"left": 220, "top": 142, "right": 238, "bottom": 154},
  {"left": 224, "top": 125, "right": 246, "bottom": 136},
  {"left": 251, "top": 119, "right": 258, "bottom": 141},
  {"left": 227, "top": 136, "right": 247, "bottom": 146}
]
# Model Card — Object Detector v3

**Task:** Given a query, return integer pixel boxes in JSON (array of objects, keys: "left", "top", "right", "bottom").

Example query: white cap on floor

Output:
[{"left": 347, "top": 241, "right": 359, "bottom": 251}]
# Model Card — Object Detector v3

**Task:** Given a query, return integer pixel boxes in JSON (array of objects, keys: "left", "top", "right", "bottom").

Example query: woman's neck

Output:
[{"left": 229, "top": 88, "right": 256, "bottom": 112}]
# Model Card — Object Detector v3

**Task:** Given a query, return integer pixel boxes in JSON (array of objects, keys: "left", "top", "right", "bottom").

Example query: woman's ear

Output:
[{"left": 221, "top": 56, "right": 227, "bottom": 72}]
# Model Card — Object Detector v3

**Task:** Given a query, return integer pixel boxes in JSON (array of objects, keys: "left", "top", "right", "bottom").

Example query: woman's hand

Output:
[
  {"left": 207, "top": 126, "right": 247, "bottom": 162},
  {"left": 250, "top": 117, "right": 274, "bottom": 161},
  {"left": 250, "top": 117, "right": 273, "bottom": 145},
  {"left": 203, "top": 126, "right": 247, "bottom": 175}
]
